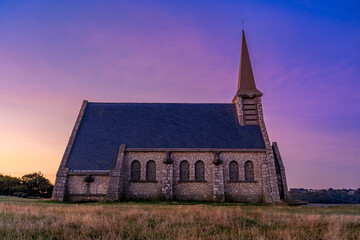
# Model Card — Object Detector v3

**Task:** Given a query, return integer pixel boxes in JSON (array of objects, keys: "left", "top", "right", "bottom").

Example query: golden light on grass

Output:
[{"left": 0, "top": 197, "right": 359, "bottom": 239}]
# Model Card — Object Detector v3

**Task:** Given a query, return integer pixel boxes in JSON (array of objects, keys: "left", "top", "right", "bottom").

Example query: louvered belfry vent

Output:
[{"left": 243, "top": 98, "right": 258, "bottom": 125}]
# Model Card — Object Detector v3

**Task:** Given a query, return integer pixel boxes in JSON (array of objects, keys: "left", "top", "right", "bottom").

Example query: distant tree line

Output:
[
  {"left": 289, "top": 188, "right": 360, "bottom": 204},
  {"left": 0, "top": 172, "right": 53, "bottom": 198}
]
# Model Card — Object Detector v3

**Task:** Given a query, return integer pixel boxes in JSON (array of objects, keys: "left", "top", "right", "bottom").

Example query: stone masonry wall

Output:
[
  {"left": 233, "top": 96, "right": 245, "bottom": 126},
  {"left": 122, "top": 152, "right": 165, "bottom": 200},
  {"left": 162, "top": 161, "right": 173, "bottom": 200},
  {"left": 61, "top": 150, "right": 277, "bottom": 203},
  {"left": 67, "top": 175, "right": 109, "bottom": 195},
  {"left": 212, "top": 160, "right": 225, "bottom": 202},
  {"left": 67, "top": 174, "right": 109, "bottom": 202},
  {"left": 256, "top": 97, "right": 281, "bottom": 203},
  {"left": 221, "top": 152, "right": 265, "bottom": 202},
  {"left": 172, "top": 152, "right": 214, "bottom": 201},
  {"left": 272, "top": 142, "right": 289, "bottom": 199},
  {"left": 107, "top": 144, "right": 126, "bottom": 200}
]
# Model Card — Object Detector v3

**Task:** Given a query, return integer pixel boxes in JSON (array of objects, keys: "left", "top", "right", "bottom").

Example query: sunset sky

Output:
[{"left": 0, "top": 1, "right": 359, "bottom": 189}]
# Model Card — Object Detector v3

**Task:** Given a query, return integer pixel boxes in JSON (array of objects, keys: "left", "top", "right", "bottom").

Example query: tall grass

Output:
[{"left": 0, "top": 197, "right": 359, "bottom": 239}]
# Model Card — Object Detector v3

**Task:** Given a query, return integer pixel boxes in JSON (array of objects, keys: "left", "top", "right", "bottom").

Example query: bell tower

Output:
[
  {"left": 233, "top": 30, "right": 284, "bottom": 203},
  {"left": 232, "top": 30, "right": 263, "bottom": 126}
]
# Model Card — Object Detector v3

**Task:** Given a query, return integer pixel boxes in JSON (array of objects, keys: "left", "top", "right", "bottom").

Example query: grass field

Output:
[{"left": 0, "top": 197, "right": 359, "bottom": 240}]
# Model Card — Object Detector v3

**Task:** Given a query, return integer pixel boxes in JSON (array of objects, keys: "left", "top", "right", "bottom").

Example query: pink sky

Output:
[{"left": 0, "top": 1, "right": 359, "bottom": 188}]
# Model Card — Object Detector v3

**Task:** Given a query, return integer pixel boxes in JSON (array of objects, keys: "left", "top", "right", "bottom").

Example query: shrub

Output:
[
  {"left": 21, "top": 172, "right": 53, "bottom": 198},
  {"left": 1, "top": 172, "right": 53, "bottom": 197},
  {"left": 21, "top": 193, "right": 28, "bottom": 198}
]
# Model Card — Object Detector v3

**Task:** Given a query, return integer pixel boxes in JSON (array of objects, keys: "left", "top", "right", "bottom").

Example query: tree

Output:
[
  {"left": 0, "top": 174, "right": 22, "bottom": 196},
  {"left": 21, "top": 172, "right": 53, "bottom": 198}
]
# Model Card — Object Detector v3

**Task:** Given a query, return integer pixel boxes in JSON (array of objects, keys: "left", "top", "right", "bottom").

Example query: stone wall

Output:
[
  {"left": 67, "top": 175, "right": 109, "bottom": 195},
  {"left": 162, "top": 157, "right": 173, "bottom": 200},
  {"left": 59, "top": 149, "right": 281, "bottom": 203},
  {"left": 66, "top": 173, "right": 109, "bottom": 202},
  {"left": 107, "top": 144, "right": 126, "bottom": 200},
  {"left": 233, "top": 96, "right": 245, "bottom": 125},
  {"left": 256, "top": 97, "right": 281, "bottom": 203},
  {"left": 221, "top": 152, "right": 265, "bottom": 202},
  {"left": 122, "top": 152, "right": 164, "bottom": 200},
  {"left": 212, "top": 159, "right": 225, "bottom": 202},
  {"left": 272, "top": 142, "right": 289, "bottom": 200},
  {"left": 172, "top": 152, "right": 214, "bottom": 201}
]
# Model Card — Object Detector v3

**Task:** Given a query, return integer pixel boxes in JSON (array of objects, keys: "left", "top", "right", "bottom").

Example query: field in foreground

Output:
[{"left": 0, "top": 197, "right": 359, "bottom": 240}]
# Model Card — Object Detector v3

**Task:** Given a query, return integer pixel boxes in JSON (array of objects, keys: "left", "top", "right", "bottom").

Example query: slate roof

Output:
[{"left": 66, "top": 103, "right": 266, "bottom": 170}]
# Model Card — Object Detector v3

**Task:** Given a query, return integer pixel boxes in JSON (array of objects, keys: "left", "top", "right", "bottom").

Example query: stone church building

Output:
[{"left": 52, "top": 31, "right": 288, "bottom": 203}]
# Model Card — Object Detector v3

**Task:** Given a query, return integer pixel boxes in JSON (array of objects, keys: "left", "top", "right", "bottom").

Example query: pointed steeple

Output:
[{"left": 236, "top": 30, "right": 262, "bottom": 97}]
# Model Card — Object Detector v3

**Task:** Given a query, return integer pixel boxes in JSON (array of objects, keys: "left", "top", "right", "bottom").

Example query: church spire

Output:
[{"left": 236, "top": 30, "right": 262, "bottom": 97}]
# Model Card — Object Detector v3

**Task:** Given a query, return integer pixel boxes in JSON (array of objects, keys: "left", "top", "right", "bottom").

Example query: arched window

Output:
[
  {"left": 229, "top": 161, "right": 239, "bottom": 181},
  {"left": 146, "top": 160, "right": 156, "bottom": 181},
  {"left": 245, "top": 161, "right": 254, "bottom": 181},
  {"left": 180, "top": 160, "right": 189, "bottom": 180},
  {"left": 195, "top": 160, "right": 205, "bottom": 180},
  {"left": 131, "top": 160, "right": 141, "bottom": 181}
]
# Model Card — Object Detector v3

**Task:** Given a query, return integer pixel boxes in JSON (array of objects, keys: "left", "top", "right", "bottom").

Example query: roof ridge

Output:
[{"left": 86, "top": 102, "right": 235, "bottom": 104}]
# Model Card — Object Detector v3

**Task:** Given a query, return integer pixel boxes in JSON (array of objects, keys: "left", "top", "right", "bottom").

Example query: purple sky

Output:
[{"left": 0, "top": 1, "right": 359, "bottom": 188}]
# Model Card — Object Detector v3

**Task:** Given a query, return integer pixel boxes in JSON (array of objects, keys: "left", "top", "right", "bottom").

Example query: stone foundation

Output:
[{"left": 67, "top": 194, "right": 107, "bottom": 202}]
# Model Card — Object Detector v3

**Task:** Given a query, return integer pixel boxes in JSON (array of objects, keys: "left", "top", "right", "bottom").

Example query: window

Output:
[
  {"left": 244, "top": 161, "right": 254, "bottom": 181},
  {"left": 85, "top": 183, "right": 91, "bottom": 194},
  {"left": 146, "top": 160, "right": 156, "bottom": 181},
  {"left": 195, "top": 160, "right": 205, "bottom": 180},
  {"left": 131, "top": 160, "right": 141, "bottom": 181},
  {"left": 229, "top": 161, "right": 239, "bottom": 181},
  {"left": 180, "top": 160, "right": 189, "bottom": 180}
]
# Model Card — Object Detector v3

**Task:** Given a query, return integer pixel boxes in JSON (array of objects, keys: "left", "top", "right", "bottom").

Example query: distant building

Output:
[{"left": 52, "top": 31, "right": 288, "bottom": 203}]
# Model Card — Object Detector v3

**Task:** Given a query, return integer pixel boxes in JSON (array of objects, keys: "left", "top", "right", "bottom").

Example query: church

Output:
[{"left": 52, "top": 31, "right": 288, "bottom": 203}]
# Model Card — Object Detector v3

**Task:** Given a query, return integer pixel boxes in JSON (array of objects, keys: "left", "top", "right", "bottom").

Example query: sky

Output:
[{"left": 0, "top": 0, "right": 359, "bottom": 189}]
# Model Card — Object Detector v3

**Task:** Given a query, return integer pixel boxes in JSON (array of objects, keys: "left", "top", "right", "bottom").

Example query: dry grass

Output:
[{"left": 0, "top": 197, "right": 359, "bottom": 240}]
